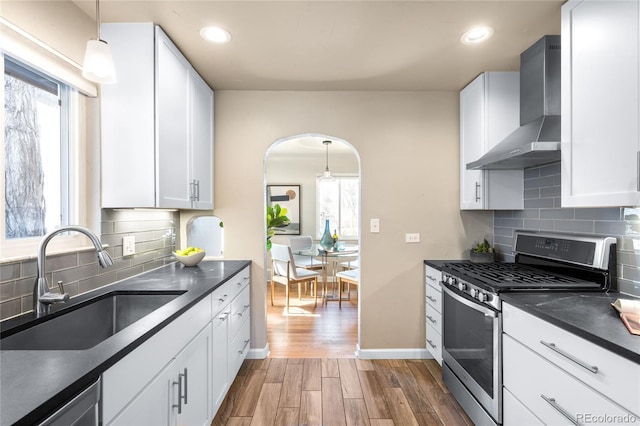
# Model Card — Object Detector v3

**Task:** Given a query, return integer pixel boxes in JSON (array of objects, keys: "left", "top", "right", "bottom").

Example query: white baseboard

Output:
[
  {"left": 246, "top": 343, "right": 270, "bottom": 359},
  {"left": 355, "top": 345, "right": 431, "bottom": 360}
]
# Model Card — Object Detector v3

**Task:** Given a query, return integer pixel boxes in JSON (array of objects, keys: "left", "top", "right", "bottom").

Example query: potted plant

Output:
[
  {"left": 470, "top": 238, "right": 495, "bottom": 263},
  {"left": 266, "top": 204, "right": 290, "bottom": 251}
]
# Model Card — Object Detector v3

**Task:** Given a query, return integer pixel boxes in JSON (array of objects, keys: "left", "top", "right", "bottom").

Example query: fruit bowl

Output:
[{"left": 173, "top": 250, "right": 206, "bottom": 267}]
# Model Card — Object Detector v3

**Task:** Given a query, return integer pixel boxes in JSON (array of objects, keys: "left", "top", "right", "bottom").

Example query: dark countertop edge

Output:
[
  {"left": 1, "top": 259, "right": 251, "bottom": 426},
  {"left": 501, "top": 292, "right": 640, "bottom": 365}
]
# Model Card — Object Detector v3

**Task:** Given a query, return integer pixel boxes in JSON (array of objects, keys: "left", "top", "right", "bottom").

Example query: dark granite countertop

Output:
[
  {"left": 0, "top": 260, "right": 251, "bottom": 426},
  {"left": 501, "top": 292, "right": 640, "bottom": 364},
  {"left": 424, "top": 259, "right": 640, "bottom": 364}
]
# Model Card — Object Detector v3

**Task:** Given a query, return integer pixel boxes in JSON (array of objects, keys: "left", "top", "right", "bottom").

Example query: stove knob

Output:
[
  {"left": 457, "top": 282, "right": 466, "bottom": 291},
  {"left": 470, "top": 288, "right": 477, "bottom": 298},
  {"left": 476, "top": 292, "right": 487, "bottom": 302}
]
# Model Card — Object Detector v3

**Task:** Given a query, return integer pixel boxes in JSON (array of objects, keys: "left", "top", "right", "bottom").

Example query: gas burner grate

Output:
[{"left": 443, "top": 262, "right": 599, "bottom": 289}]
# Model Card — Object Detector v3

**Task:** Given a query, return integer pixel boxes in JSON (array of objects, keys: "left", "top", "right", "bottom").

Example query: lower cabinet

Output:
[
  {"left": 109, "top": 324, "right": 211, "bottom": 426},
  {"left": 102, "top": 265, "right": 251, "bottom": 426},
  {"left": 502, "top": 302, "right": 640, "bottom": 425},
  {"left": 425, "top": 264, "right": 443, "bottom": 364},
  {"left": 211, "top": 306, "right": 230, "bottom": 415}
]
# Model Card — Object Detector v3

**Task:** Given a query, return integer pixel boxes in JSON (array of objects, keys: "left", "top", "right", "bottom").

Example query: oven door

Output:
[{"left": 442, "top": 285, "right": 501, "bottom": 424}]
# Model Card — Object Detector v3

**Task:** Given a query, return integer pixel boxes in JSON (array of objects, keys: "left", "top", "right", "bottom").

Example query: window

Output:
[
  {"left": 316, "top": 176, "right": 359, "bottom": 239},
  {"left": 3, "top": 56, "right": 73, "bottom": 250}
]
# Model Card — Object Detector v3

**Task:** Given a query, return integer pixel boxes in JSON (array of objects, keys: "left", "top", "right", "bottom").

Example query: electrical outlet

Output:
[
  {"left": 370, "top": 218, "right": 380, "bottom": 233},
  {"left": 405, "top": 233, "right": 420, "bottom": 243},
  {"left": 123, "top": 235, "right": 136, "bottom": 256}
]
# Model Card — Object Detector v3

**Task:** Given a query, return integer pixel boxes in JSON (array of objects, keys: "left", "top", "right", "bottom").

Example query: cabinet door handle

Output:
[
  {"left": 541, "top": 395, "right": 581, "bottom": 426},
  {"left": 239, "top": 339, "right": 250, "bottom": 355},
  {"left": 426, "top": 339, "right": 437, "bottom": 349},
  {"left": 426, "top": 275, "right": 436, "bottom": 282},
  {"left": 426, "top": 315, "right": 437, "bottom": 325},
  {"left": 182, "top": 368, "right": 188, "bottom": 406},
  {"left": 475, "top": 182, "right": 481, "bottom": 202},
  {"left": 172, "top": 372, "right": 184, "bottom": 414},
  {"left": 540, "top": 341, "right": 598, "bottom": 374},
  {"left": 426, "top": 295, "right": 437, "bottom": 303},
  {"left": 195, "top": 180, "right": 200, "bottom": 201}
]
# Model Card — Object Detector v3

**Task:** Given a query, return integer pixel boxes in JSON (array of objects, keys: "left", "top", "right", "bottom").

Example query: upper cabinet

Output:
[
  {"left": 460, "top": 72, "right": 524, "bottom": 210},
  {"left": 101, "top": 23, "right": 214, "bottom": 210},
  {"left": 561, "top": 0, "right": 640, "bottom": 207}
]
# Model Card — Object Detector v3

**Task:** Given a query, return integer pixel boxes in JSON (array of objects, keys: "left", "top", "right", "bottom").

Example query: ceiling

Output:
[{"left": 72, "top": 0, "right": 563, "bottom": 92}]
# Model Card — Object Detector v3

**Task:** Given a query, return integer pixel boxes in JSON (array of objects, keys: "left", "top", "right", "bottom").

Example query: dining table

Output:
[{"left": 293, "top": 244, "right": 359, "bottom": 304}]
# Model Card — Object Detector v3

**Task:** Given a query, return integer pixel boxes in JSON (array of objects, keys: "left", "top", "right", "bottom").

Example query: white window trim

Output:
[{"left": 1, "top": 49, "right": 96, "bottom": 262}]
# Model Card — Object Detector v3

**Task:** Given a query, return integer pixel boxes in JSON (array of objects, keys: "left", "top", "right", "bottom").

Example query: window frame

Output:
[
  {"left": 315, "top": 174, "right": 360, "bottom": 240},
  {"left": 1, "top": 54, "right": 90, "bottom": 261}
]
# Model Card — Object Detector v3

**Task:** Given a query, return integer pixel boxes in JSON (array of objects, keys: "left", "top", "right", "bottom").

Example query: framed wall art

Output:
[{"left": 267, "top": 185, "right": 300, "bottom": 235}]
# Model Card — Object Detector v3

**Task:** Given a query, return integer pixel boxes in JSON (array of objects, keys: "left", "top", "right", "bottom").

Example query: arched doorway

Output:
[{"left": 264, "top": 133, "right": 361, "bottom": 357}]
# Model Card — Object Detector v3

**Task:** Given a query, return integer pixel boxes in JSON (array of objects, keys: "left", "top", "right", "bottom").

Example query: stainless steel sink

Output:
[{"left": 0, "top": 291, "right": 186, "bottom": 350}]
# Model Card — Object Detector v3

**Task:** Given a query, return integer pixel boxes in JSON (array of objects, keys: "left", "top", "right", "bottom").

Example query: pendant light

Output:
[
  {"left": 319, "top": 140, "right": 335, "bottom": 181},
  {"left": 82, "top": 0, "right": 116, "bottom": 84}
]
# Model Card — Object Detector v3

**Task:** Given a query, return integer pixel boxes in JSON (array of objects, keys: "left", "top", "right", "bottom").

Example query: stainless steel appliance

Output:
[
  {"left": 440, "top": 230, "right": 617, "bottom": 426},
  {"left": 467, "top": 35, "right": 562, "bottom": 170}
]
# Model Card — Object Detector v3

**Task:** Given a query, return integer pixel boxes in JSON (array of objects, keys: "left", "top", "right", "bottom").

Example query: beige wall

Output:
[{"left": 212, "top": 91, "right": 493, "bottom": 353}]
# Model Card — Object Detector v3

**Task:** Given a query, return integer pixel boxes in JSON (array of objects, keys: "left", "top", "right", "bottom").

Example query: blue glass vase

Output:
[{"left": 319, "top": 219, "right": 334, "bottom": 251}]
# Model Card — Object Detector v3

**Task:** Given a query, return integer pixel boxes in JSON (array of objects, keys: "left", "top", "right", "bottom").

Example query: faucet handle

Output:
[{"left": 57, "top": 280, "right": 65, "bottom": 294}]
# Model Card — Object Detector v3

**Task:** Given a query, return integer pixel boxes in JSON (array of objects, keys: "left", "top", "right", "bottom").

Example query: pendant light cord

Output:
[
  {"left": 324, "top": 140, "right": 331, "bottom": 173},
  {"left": 96, "top": 0, "right": 101, "bottom": 41}
]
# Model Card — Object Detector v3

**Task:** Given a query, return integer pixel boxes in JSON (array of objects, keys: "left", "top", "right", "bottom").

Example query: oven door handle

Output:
[{"left": 442, "top": 285, "right": 497, "bottom": 317}]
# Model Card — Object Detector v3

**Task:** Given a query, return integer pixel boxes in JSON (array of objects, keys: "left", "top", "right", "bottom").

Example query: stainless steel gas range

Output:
[{"left": 439, "top": 230, "right": 617, "bottom": 426}]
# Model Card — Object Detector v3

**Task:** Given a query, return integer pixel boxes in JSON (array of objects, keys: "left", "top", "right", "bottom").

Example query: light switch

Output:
[
  {"left": 123, "top": 235, "right": 136, "bottom": 256},
  {"left": 370, "top": 218, "right": 380, "bottom": 233}
]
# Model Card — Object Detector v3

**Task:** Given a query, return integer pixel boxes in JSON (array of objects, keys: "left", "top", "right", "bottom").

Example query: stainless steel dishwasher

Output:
[{"left": 39, "top": 378, "right": 100, "bottom": 426}]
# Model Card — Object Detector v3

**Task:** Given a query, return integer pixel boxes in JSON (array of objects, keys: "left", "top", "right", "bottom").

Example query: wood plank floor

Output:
[
  {"left": 211, "top": 358, "right": 473, "bottom": 426},
  {"left": 211, "top": 283, "right": 473, "bottom": 425}
]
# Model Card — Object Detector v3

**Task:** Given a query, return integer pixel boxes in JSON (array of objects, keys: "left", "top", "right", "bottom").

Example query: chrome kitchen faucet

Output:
[{"left": 33, "top": 225, "right": 114, "bottom": 316}]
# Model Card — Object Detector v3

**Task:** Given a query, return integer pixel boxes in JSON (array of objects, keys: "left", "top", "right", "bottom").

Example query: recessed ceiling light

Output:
[
  {"left": 200, "top": 26, "right": 232, "bottom": 44},
  {"left": 460, "top": 26, "right": 495, "bottom": 45}
]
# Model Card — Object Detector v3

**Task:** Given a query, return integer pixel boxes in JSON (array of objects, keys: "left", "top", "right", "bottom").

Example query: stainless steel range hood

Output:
[{"left": 467, "top": 35, "right": 561, "bottom": 170}]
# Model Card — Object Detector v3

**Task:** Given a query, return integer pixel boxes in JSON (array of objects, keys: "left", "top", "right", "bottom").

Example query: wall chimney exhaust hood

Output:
[{"left": 467, "top": 35, "right": 561, "bottom": 170}]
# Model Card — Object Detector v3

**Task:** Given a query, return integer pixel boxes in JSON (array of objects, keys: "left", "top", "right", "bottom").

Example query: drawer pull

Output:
[
  {"left": 427, "top": 339, "right": 437, "bottom": 349},
  {"left": 218, "top": 294, "right": 228, "bottom": 303},
  {"left": 426, "top": 275, "right": 436, "bottom": 282},
  {"left": 426, "top": 315, "right": 437, "bottom": 325},
  {"left": 540, "top": 341, "right": 598, "bottom": 374},
  {"left": 218, "top": 312, "right": 230, "bottom": 321},
  {"left": 426, "top": 295, "right": 437, "bottom": 303},
  {"left": 237, "top": 304, "right": 250, "bottom": 317},
  {"left": 239, "top": 339, "right": 250, "bottom": 355},
  {"left": 541, "top": 395, "right": 581, "bottom": 426}
]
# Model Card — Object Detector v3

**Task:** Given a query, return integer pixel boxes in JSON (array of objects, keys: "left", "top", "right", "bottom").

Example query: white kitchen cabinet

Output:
[
  {"left": 101, "top": 23, "right": 214, "bottom": 210},
  {"left": 460, "top": 72, "right": 523, "bottom": 210},
  {"left": 109, "top": 324, "right": 211, "bottom": 426},
  {"left": 561, "top": 0, "right": 640, "bottom": 207},
  {"left": 103, "top": 295, "right": 212, "bottom": 425},
  {"left": 425, "top": 265, "right": 443, "bottom": 364},
  {"left": 502, "top": 302, "right": 640, "bottom": 424},
  {"left": 210, "top": 266, "right": 251, "bottom": 418},
  {"left": 211, "top": 306, "right": 230, "bottom": 414}
]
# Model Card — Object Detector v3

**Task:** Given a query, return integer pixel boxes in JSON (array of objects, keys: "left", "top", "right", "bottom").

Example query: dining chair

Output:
[
  {"left": 288, "top": 236, "right": 325, "bottom": 271},
  {"left": 339, "top": 258, "right": 359, "bottom": 271},
  {"left": 270, "top": 244, "right": 320, "bottom": 311},
  {"left": 335, "top": 268, "right": 359, "bottom": 308}
]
